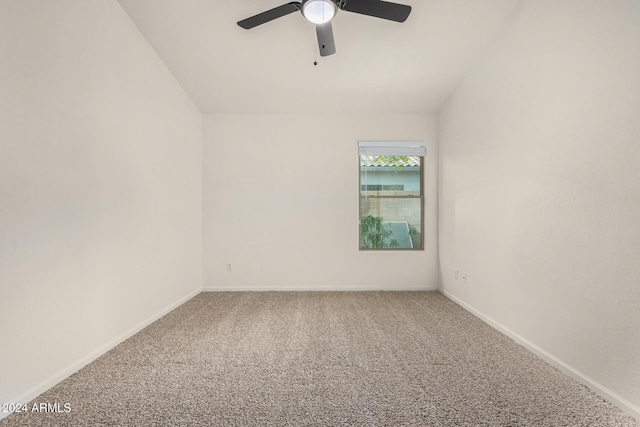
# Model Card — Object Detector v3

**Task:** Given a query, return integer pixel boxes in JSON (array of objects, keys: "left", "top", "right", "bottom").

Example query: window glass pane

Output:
[
  {"left": 360, "top": 155, "right": 421, "bottom": 197},
  {"left": 360, "top": 197, "right": 422, "bottom": 249}
]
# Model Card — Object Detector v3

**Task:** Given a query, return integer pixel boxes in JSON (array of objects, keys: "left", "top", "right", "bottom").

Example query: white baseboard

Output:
[
  {"left": 0, "top": 288, "right": 201, "bottom": 422},
  {"left": 440, "top": 289, "right": 640, "bottom": 422},
  {"left": 203, "top": 285, "right": 439, "bottom": 292}
]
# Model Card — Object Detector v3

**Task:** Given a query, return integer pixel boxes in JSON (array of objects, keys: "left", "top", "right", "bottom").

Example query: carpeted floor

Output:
[{"left": 2, "top": 291, "right": 638, "bottom": 426}]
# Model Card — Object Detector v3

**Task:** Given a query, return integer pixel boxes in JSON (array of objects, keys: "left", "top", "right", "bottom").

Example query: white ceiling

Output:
[{"left": 117, "top": 0, "right": 521, "bottom": 113}]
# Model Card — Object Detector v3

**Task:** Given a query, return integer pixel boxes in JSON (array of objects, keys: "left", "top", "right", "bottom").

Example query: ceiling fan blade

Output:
[
  {"left": 237, "top": 2, "right": 301, "bottom": 29},
  {"left": 316, "top": 22, "right": 336, "bottom": 57},
  {"left": 339, "top": 0, "right": 411, "bottom": 22}
]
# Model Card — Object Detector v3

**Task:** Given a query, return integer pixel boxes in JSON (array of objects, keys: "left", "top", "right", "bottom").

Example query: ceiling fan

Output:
[{"left": 237, "top": 0, "right": 411, "bottom": 57}]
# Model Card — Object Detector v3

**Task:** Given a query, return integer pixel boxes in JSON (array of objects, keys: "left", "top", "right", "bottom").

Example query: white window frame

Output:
[{"left": 358, "top": 141, "right": 426, "bottom": 251}]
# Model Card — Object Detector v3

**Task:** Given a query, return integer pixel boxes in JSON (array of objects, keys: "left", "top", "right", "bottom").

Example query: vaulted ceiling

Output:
[{"left": 117, "top": 0, "right": 522, "bottom": 113}]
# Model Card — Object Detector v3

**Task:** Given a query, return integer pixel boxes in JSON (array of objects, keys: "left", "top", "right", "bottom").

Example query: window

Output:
[
  {"left": 361, "top": 184, "right": 405, "bottom": 191},
  {"left": 359, "top": 141, "right": 425, "bottom": 250}
]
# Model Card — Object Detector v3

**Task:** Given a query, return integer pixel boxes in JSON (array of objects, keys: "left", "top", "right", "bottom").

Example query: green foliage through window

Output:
[
  {"left": 367, "top": 155, "right": 410, "bottom": 172},
  {"left": 360, "top": 215, "right": 400, "bottom": 249}
]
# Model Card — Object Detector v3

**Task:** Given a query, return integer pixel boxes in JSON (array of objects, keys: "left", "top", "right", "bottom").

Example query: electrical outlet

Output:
[
  {"left": 226, "top": 263, "right": 232, "bottom": 272},
  {"left": 461, "top": 272, "right": 467, "bottom": 282}
]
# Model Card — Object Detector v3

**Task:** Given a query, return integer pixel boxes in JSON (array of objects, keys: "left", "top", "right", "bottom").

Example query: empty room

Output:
[{"left": 1, "top": 0, "right": 638, "bottom": 425}]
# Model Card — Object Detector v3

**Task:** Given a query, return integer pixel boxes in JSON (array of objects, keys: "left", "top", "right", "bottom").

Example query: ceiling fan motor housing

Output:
[{"left": 301, "top": 0, "right": 337, "bottom": 24}]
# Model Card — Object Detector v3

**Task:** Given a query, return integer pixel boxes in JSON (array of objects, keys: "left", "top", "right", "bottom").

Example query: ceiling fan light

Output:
[{"left": 302, "top": 0, "right": 336, "bottom": 24}]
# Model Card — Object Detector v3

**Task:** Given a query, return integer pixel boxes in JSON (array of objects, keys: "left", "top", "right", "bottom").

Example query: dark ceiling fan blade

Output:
[
  {"left": 316, "top": 22, "right": 336, "bottom": 56},
  {"left": 339, "top": 0, "right": 411, "bottom": 22},
  {"left": 237, "top": 2, "right": 301, "bottom": 29}
]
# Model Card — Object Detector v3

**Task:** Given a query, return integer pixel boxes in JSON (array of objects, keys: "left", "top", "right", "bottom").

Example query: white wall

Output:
[
  {"left": 0, "top": 0, "right": 202, "bottom": 411},
  {"left": 203, "top": 113, "right": 438, "bottom": 291},
  {"left": 439, "top": 0, "right": 640, "bottom": 418}
]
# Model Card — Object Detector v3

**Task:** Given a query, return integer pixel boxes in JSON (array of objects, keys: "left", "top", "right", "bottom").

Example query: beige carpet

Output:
[{"left": 2, "top": 291, "right": 637, "bottom": 426}]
